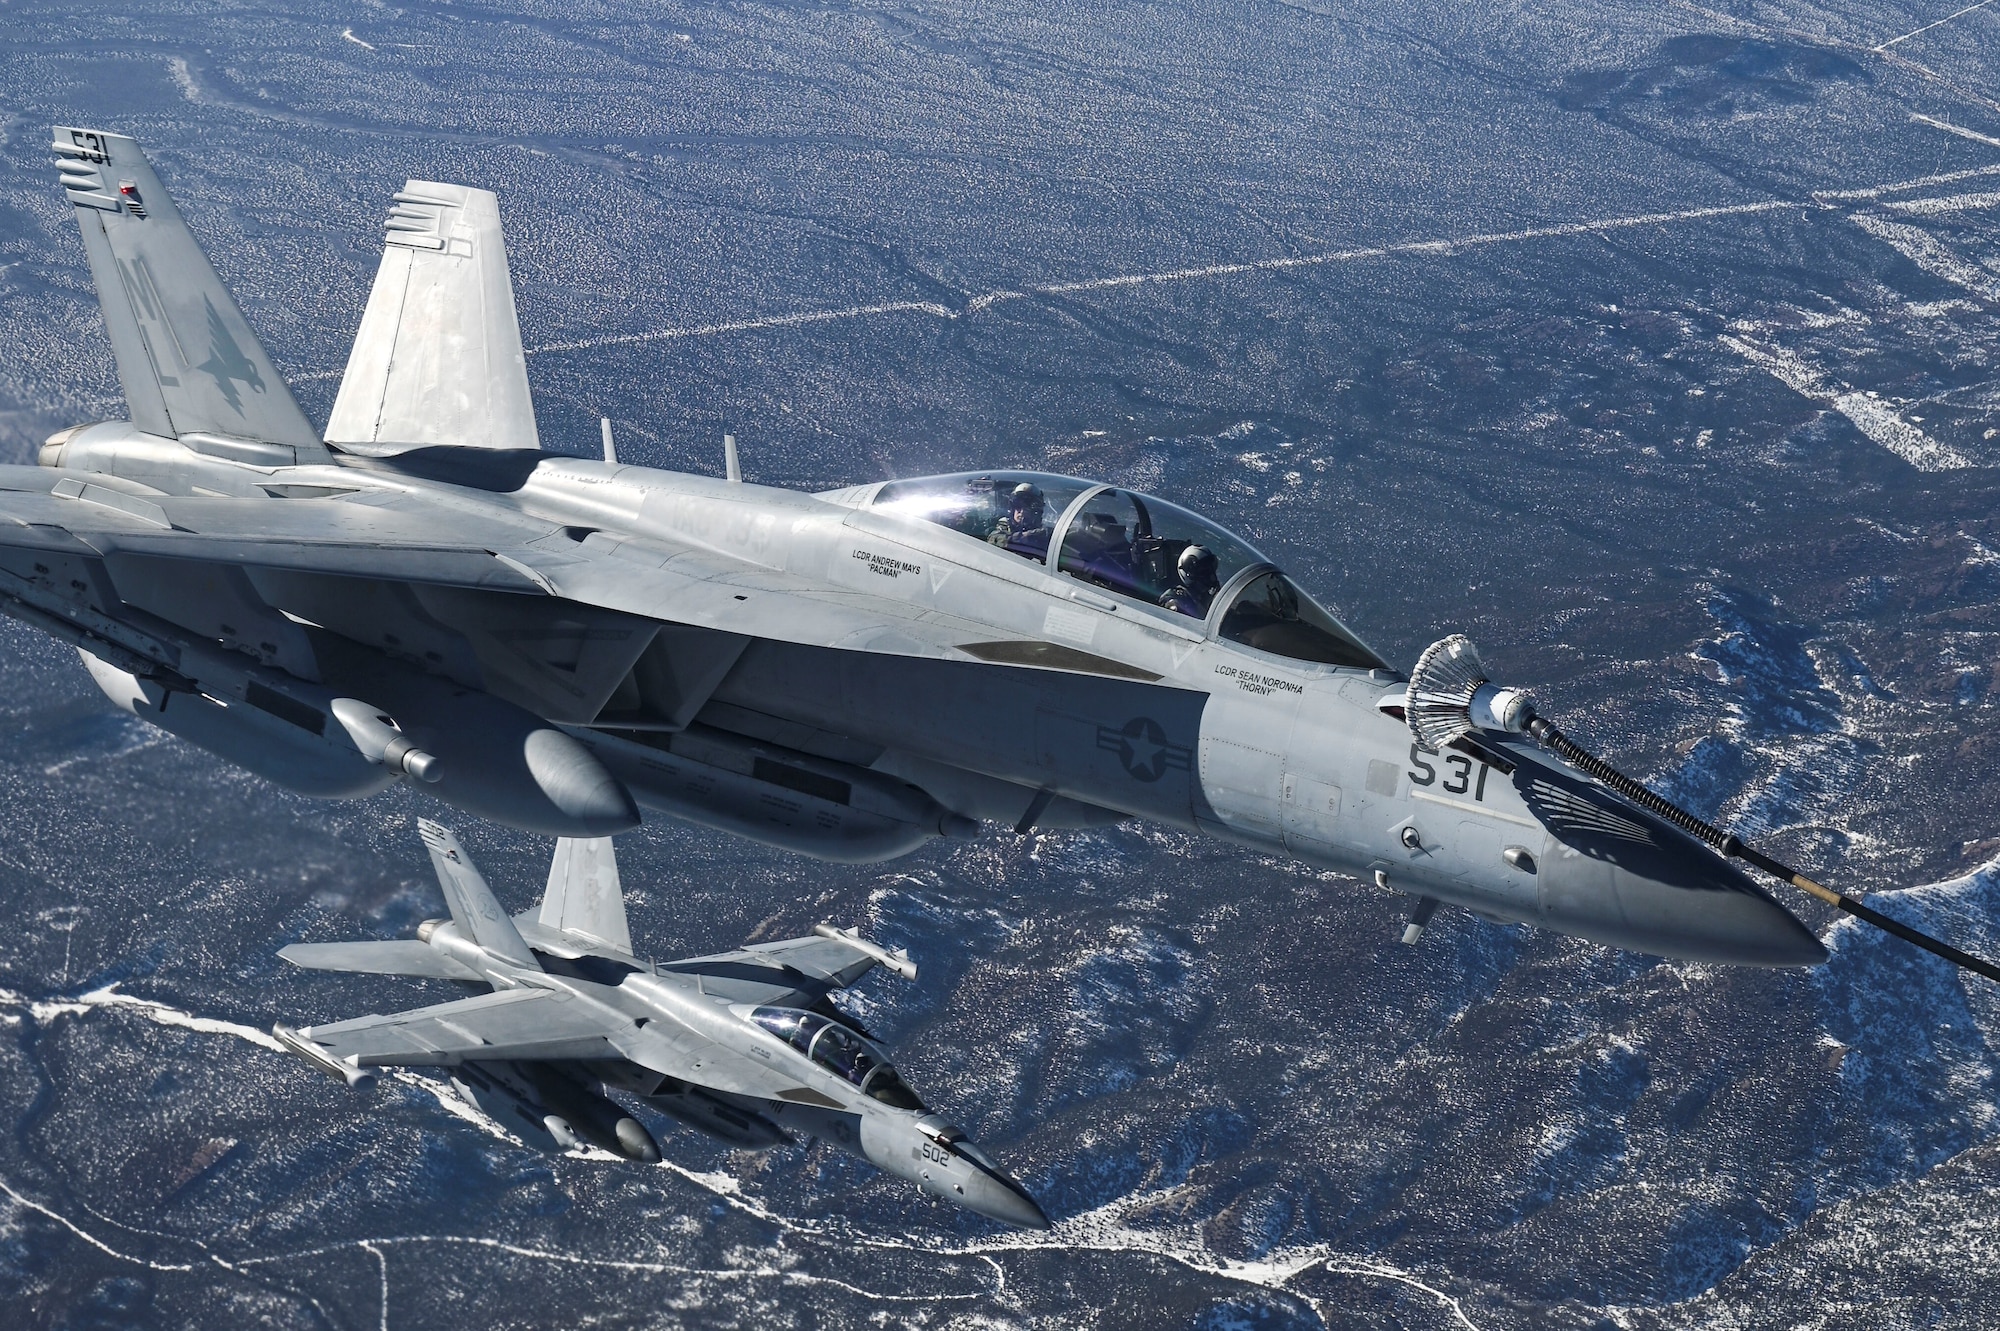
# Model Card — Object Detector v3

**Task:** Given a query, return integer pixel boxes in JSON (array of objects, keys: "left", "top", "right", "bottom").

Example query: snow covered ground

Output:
[{"left": 3, "top": 0, "right": 2000, "bottom": 1325}]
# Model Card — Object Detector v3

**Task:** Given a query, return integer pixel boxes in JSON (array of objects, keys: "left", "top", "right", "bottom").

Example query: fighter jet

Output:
[
  {"left": 274, "top": 819, "right": 1048, "bottom": 1228},
  {"left": 3, "top": 126, "right": 1826, "bottom": 970}
]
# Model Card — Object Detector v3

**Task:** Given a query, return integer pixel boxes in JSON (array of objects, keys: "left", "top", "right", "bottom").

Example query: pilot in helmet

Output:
[
  {"left": 1160, "top": 544, "right": 1220, "bottom": 618},
  {"left": 988, "top": 482, "right": 1051, "bottom": 555}
]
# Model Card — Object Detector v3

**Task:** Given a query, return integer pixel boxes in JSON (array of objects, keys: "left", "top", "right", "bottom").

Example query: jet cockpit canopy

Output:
[
  {"left": 871, "top": 471, "right": 1386, "bottom": 669},
  {"left": 750, "top": 1006, "right": 926, "bottom": 1110}
]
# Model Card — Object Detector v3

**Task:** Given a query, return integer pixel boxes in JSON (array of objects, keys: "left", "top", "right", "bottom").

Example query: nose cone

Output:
[
  {"left": 871, "top": 1117, "right": 1051, "bottom": 1228},
  {"left": 971, "top": 1180, "right": 1051, "bottom": 1230},
  {"left": 948, "top": 1140, "right": 1050, "bottom": 1230},
  {"left": 1521, "top": 763, "right": 1827, "bottom": 967},
  {"left": 936, "top": 1127, "right": 1056, "bottom": 1231}
]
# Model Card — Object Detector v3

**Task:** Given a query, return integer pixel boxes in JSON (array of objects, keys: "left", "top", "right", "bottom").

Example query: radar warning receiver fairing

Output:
[
  {"left": 274, "top": 820, "right": 1048, "bottom": 1228},
  {"left": 6, "top": 124, "right": 1895, "bottom": 974}
]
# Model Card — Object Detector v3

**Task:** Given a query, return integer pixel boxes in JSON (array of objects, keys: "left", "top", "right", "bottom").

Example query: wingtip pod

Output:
[
  {"left": 271, "top": 1023, "right": 378, "bottom": 1089},
  {"left": 812, "top": 923, "right": 917, "bottom": 980}
]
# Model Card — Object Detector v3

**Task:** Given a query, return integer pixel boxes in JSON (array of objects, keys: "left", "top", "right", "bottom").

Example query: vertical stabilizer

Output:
[
  {"left": 538, "top": 837, "right": 631, "bottom": 953},
  {"left": 51, "top": 127, "right": 326, "bottom": 459},
  {"left": 417, "top": 819, "right": 540, "bottom": 969},
  {"left": 326, "top": 181, "right": 540, "bottom": 451}
]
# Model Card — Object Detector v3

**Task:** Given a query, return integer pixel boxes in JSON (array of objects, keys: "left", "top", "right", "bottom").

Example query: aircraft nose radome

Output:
[
  {"left": 1519, "top": 762, "right": 1826, "bottom": 967},
  {"left": 967, "top": 1173, "right": 1051, "bottom": 1230},
  {"left": 1665, "top": 877, "right": 1828, "bottom": 968},
  {"left": 949, "top": 1146, "right": 1050, "bottom": 1229},
  {"left": 1539, "top": 839, "right": 1828, "bottom": 967}
]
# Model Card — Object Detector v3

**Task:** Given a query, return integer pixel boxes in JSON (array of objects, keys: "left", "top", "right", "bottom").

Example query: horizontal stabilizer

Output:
[
  {"left": 279, "top": 940, "right": 483, "bottom": 981},
  {"left": 326, "top": 181, "right": 540, "bottom": 452},
  {"left": 51, "top": 126, "right": 326, "bottom": 458}
]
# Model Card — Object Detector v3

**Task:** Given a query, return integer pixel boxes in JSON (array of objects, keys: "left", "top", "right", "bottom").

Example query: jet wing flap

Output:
[
  {"left": 87, "top": 534, "right": 554, "bottom": 591},
  {"left": 0, "top": 463, "right": 87, "bottom": 494},
  {"left": 736, "top": 936, "right": 886, "bottom": 987},
  {"left": 648, "top": 966, "right": 820, "bottom": 1009},
  {"left": 0, "top": 470, "right": 554, "bottom": 545},
  {"left": 299, "top": 988, "right": 621, "bottom": 1067},
  {"left": 109, "top": 491, "right": 555, "bottom": 555},
  {"left": 0, "top": 480, "right": 195, "bottom": 537}
]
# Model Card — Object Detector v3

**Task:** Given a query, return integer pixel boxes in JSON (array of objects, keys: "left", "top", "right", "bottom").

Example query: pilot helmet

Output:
[
  {"left": 1178, "top": 543, "right": 1219, "bottom": 590},
  {"left": 1009, "top": 482, "right": 1045, "bottom": 524}
]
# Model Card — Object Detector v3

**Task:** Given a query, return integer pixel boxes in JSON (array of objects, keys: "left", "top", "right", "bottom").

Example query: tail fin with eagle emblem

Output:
[{"left": 52, "top": 126, "right": 327, "bottom": 461}]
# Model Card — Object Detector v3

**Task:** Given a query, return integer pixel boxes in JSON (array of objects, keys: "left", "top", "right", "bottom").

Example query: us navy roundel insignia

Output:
[{"left": 1097, "top": 716, "right": 1192, "bottom": 783}]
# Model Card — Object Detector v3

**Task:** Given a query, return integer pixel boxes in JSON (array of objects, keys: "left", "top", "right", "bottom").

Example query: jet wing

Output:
[
  {"left": 297, "top": 987, "right": 623, "bottom": 1067},
  {"left": 661, "top": 930, "right": 912, "bottom": 1004},
  {"left": 0, "top": 466, "right": 556, "bottom": 593},
  {"left": 293, "top": 981, "right": 817, "bottom": 1103},
  {"left": 0, "top": 466, "right": 1005, "bottom": 663},
  {"left": 286, "top": 933, "right": 919, "bottom": 1102}
]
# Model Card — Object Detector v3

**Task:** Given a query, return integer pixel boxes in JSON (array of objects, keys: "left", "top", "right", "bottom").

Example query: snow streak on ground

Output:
[
  {"left": 380, "top": 165, "right": 2000, "bottom": 377},
  {"left": 1718, "top": 331, "right": 1971, "bottom": 470}
]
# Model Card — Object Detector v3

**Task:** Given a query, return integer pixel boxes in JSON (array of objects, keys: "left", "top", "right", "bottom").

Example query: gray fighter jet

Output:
[
  {"left": 274, "top": 820, "right": 1048, "bottom": 1229},
  {"left": 5, "top": 126, "right": 1825, "bottom": 969}
]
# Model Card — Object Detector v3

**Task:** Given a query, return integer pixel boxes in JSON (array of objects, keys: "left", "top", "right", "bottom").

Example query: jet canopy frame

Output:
[
  {"left": 750, "top": 1005, "right": 926, "bottom": 1110},
  {"left": 870, "top": 470, "right": 1386, "bottom": 669}
]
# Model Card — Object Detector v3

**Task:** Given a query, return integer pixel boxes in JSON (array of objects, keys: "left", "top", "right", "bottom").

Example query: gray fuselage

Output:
[{"left": 33, "top": 421, "right": 1826, "bottom": 968}]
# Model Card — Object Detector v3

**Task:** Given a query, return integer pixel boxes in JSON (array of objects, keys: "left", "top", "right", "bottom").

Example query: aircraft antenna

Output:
[
  {"left": 1407, "top": 633, "right": 2000, "bottom": 983},
  {"left": 600, "top": 416, "right": 617, "bottom": 464},
  {"left": 724, "top": 432, "right": 741, "bottom": 483}
]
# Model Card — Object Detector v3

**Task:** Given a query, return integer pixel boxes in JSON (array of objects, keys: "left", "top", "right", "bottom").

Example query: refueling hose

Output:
[
  {"left": 1524, "top": 716, "right": 2000, "bottom": 985},
  {"left": 1407, "top": 633, "right": 2000, "bottom": 984}
]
